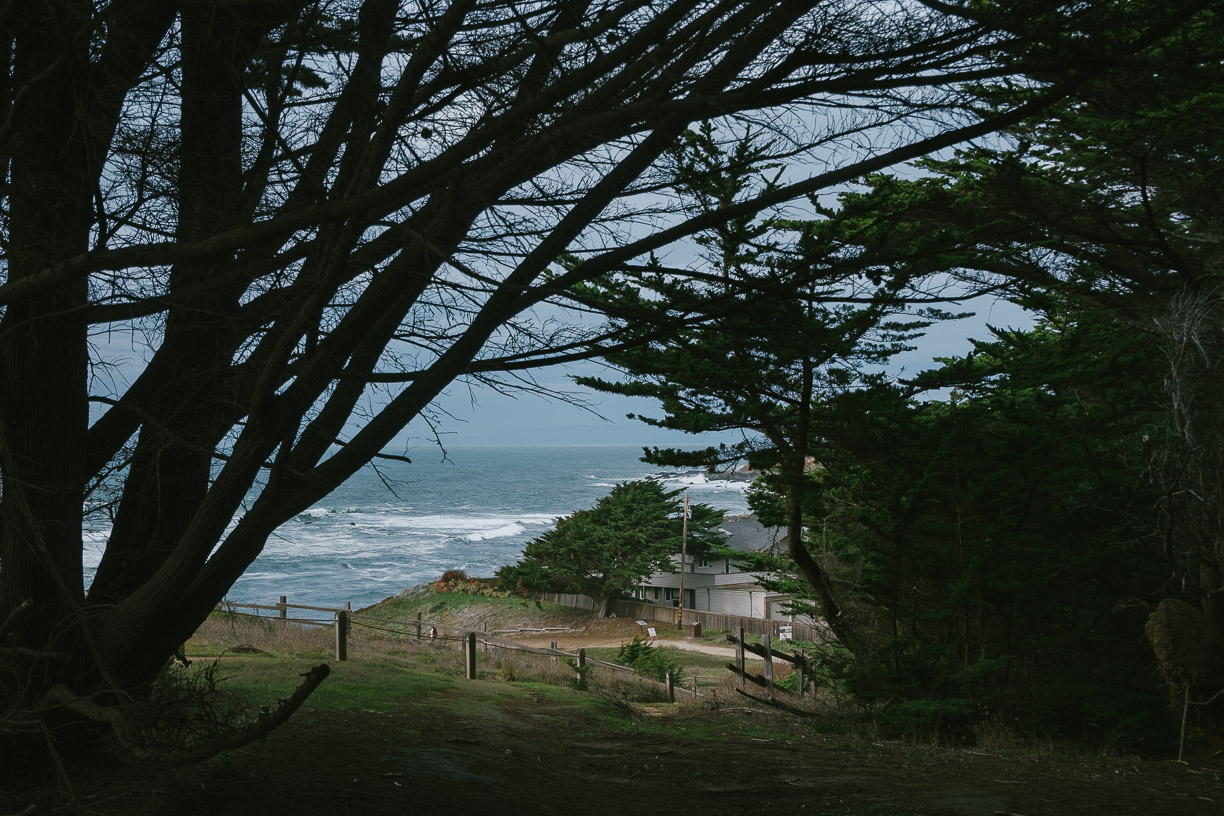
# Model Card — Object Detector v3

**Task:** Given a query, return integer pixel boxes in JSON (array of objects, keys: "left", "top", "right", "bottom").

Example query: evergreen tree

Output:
[
  {"left": 497, "top": 481, "right": 723, "bottom": 617},
  {"left": 811, "top": 310, "right": 1168, "bottom": 741},
  {"left": 804, "top": 3, "right": 1224, "bottom": 740},
  {"left": 578, "top": 125, "right": 955, "bottom": 649}
]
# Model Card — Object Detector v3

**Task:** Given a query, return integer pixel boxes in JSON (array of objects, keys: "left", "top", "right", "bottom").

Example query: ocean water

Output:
[{"left": 137, "top": 446, "right": 751, "bottom": 611}]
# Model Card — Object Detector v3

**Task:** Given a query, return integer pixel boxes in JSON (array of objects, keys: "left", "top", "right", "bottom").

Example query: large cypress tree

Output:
[{"left": 498, "top": 481, "right": 723, "bottom": 617}]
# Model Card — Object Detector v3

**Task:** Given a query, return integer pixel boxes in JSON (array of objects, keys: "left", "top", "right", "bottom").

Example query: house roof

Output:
[{"left": 717, "top": 516, "right": 787, "bottom": 555}]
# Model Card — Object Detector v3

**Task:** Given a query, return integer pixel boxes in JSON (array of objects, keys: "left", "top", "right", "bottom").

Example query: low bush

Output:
[
  {"left": 431, "top": 571, "right": 510, "bottom": 598},
  {"left": 614, "top": 636, "right": 684, "bottom": 684}
]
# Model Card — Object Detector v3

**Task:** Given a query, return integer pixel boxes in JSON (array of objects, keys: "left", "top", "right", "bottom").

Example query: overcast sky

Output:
[
  {"left": 400, "top": 295, "right": 1034, "bottom": 449},
  {"left": 90, "top": 295, "right": 1032, "bottom": 452}
]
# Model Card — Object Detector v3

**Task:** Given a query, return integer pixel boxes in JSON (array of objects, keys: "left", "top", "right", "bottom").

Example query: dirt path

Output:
[
  {"left": 513, "top": 632, "right": 744, "bottom": 659},
  {"left": 483, "top": 610, "right": 751, "bottom": 660}
]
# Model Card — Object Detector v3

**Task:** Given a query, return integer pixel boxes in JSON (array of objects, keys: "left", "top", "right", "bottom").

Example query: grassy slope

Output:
[
  {"left": 185, "top": 607, "right": 727, "bottom": 741},
  {"left": 88, "top": 592, "right": 1217, "bottom": 816}
]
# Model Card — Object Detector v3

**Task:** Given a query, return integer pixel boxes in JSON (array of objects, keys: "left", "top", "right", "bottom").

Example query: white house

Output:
[{"left": 630, "top": 515, "right": 797, "bottom": 621}]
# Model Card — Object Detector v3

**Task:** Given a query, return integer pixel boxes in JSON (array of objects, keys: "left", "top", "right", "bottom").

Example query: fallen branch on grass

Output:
[
  {"left": 166, "top": 663, "right": 332, "bottom": 765},
  {"left": 39, "top": 663, "right": 332, "bottom": 766}
]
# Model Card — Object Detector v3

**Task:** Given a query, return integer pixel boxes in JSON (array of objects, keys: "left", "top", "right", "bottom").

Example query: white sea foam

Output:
[
  {"left": 463, "top": 522, "right": 526, "bottom": 541},
  {"left": 656, "top": 472, "right": 751, "bottom": 492},
  {"left": 239, "top": 570, "right": 295, "bottom": 581},
  {"left": 89, "top": 446, "right": 754, "bottom": 609}
]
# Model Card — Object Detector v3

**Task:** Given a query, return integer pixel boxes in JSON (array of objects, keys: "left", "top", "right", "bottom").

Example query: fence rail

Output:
[
  {"left": 536, "top": 594, "right": 831, "bottom": 644},
  {"left": 212, "top": 596, "right": 673, "bottom": 695}
]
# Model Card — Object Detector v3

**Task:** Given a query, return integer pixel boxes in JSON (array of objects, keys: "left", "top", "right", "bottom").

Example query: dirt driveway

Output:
[
  {"left": 499, "top": 613, "right": 749, "bottom": 660},
  {"left": 514, "top": 631, "right": 742, "bottom": 659}
]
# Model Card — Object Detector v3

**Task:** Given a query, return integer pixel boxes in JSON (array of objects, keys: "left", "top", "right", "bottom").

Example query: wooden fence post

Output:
[
  {"left": 550, "top": 641, "right": 558, "bottom": 667},
  {"left": 278, "top": 595, "right": 287, "bottom": 625},
  {"left": 465, "top": 632, "right": 477, "bottom": 680},
  {"left": 762, "top": 633, "right": 773, "bottom": 695},
  {"left": 576, "top": 648, "right": 586, "bottom": 685},
  {"left": 735, "top": 627, "right": 745, "bottom": 689},
  {"left": 795, "top": 649, "right": 805, "bottom": 697},
  {"left": 415, "top": 612, "right": 422, "bottom": 639},
  {"left": 334, "top": 610, "right": 348, "bottom": 661},
  {"left": 666, "top": 671, "right": 675, "bottom": 703}
]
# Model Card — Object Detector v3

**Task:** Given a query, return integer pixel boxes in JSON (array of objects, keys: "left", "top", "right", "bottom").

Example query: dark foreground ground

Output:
[
  {"left": 8, "top": 684, "right": 1223, "bottom": 816},
  {"left": 5, "top": 596, "right": 1223, "bottom": 816}
]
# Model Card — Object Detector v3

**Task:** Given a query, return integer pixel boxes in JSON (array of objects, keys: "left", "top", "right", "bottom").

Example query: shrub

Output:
[
  {"left": 877, "top": 698, "right": 976, "bottom": 743},
  {"left": 614, "top": 636, "right": 684, "bottom": 684},
  {"left": 131, "top": 658, "right": 255, "bottom": 755},
  {"left": 431, "top": 572, "right": 509, "bottom": 598}
]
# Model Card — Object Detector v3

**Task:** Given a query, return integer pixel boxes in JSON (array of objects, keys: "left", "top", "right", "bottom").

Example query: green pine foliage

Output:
[
  {"left": 573, "top": 8, "right": 1224, "bottom": 749},
  {"left": 787, "top": 5, "right": 1224, "bottom": 747},
  {"left": 578, "top": 124, "right": 954, "bottom": 652},
  {"left": 496, "top": 481, "right": 723, "bottom": 618},
  {"left": 809, "top": 311, "right": 1169, "bottom": 743},
  {"left": 613, "top": 636, "right": 685, "bottom": 684}
]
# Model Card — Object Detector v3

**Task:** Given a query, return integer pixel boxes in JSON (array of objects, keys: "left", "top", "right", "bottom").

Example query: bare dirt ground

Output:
[
  {"left": 437, "top": 600, "right": 744, "bottom": 657},
  {"left": 513, "top": 625, "right": 742, "bottom": 658}
]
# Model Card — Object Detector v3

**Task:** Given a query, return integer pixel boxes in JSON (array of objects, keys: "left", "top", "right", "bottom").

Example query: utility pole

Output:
[{"left": 678, "top": 494, "right": 688, "bottom": 629}]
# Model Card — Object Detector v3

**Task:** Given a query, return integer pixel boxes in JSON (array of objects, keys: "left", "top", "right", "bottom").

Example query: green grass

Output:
[
  {"left": 191, "top": 646, "right": 661, "bottom": 743},
  {"left": 583, "top": 645, "right": 733, "bottom": 689},
  {"left": 186, "top": 592, "right": 818, "bottom": 738},
  {"left": 360, "top": 590, "right": 564, "bottom": 619},
  {"left": 196, "top": 655, "right": 454, "bottom": 712}
]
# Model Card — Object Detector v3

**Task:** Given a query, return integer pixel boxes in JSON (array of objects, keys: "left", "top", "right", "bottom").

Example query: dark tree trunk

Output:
[
  {"left": 88, "top": 4, "right": 254, "bottom": 608},
  {"left": 780, "top": 357, "right": 860, "bottom": 654},
  {"left": 0, "top": 2, "right": 93, "bottom": 664}
]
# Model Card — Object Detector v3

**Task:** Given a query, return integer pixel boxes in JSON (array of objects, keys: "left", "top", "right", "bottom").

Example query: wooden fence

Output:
[
  {"left": 724, "top": 628, "right": 819, "bottom": 715},
  {"left": 538, "top": 593, "right": 831, "bottom": 644},
  {"left": 214, "top": 598, "right": 681, "bottom": 700}
]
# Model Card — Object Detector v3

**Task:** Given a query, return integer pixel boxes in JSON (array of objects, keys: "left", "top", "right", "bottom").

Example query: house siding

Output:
[
  {"left": 699, "top": 587, "right": 744, "bottom": 617},
  {"left": 628, "top": 516, "right": 829, "bottom": 630}
]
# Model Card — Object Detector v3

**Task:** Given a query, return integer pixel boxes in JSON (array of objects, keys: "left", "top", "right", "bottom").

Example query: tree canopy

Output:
[
  {"left": 0, "top": 0, "right": 1203, "bottom": 760},
  {"left": 497, "top": 480, "right": 723, "bottom": 616},
  {"left": 577, "top": 122, "right": 957, "bottom": 649},
  {"left": 800, "top": 4, "right": 1224, "bottom": 744},
  {"left": 578, "top": 2, "right": 1224, "bottom": 746}
]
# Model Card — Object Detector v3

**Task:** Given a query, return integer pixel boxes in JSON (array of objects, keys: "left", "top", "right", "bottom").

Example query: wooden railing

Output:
[
  {"left": 213, "top": 598, "right": 682, "bottom": 699},
  {"left": 537, "top": 593, "right": 832, "bottom": 644}
]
